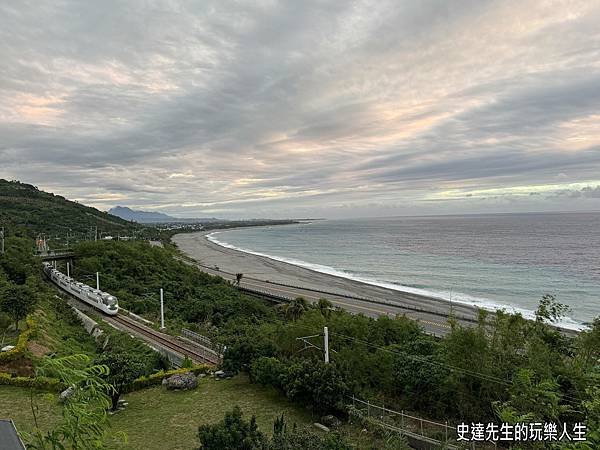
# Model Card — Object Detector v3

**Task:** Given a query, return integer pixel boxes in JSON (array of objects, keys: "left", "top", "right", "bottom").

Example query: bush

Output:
[
  {"left": 0, "top": 316, "right": 36, "bottom": 362},
  {"left": 250, "top": 357, "right": 286, "bottom": 389},
  {"left": 198, "top": 406, "right": 266, "bottom": 450},
  {"left": 283, "top": 359, "right": 350, "bottom": 414},
  {"left": 0, "top": 372, "right": 64, "bottom": 391}
]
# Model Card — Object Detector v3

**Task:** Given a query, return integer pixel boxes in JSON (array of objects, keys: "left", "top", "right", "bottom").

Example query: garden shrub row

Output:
[
  {"left": 0, "top": 372, "right": 65, "bottom": 391},
  {"left": 0, "top": 363, "right": 212, "bottom": 393}
]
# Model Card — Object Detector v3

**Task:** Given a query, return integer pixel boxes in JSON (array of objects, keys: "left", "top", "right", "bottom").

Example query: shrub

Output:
[
  {"left": 282, "top": 359, "right": 349, "bottom": 415},
  {"left": 198, "top": 406, "right": 266, "bottom": 449},
  {"left": 0, "top": 372, "right": 64, "bottom": 391},
  {"left": 250, "top": 356, "right": 286, "bottom": 389},
  {"left": 0, "top": 316, "right": 36, "bottom": 363}
]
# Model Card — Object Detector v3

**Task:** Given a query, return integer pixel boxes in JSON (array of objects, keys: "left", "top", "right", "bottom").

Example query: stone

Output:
[
  {"left": 1, "top": 345, "right": 15, "bottom": 352},
  {"left": 59, "top": 386, "right": 75, "bottom": 403},
  {"left": 320, "top": 415, "right": 341, "bottom": 428},
  {"left": 313, "top": 423, "right": 330, "bottom": 432},
  {"left": 164, "top": 372, "right": 198, "bottom": 390}
]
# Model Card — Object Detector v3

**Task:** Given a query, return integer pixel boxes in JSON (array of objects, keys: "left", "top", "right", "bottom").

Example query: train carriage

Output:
[{"left": 43, "top": 262, "right": 119, "bottom": 315}]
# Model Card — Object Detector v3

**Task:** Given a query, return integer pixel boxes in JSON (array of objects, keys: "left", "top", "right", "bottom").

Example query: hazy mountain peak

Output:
[{"left": 108, "top": 206, "right": 175, "bottom": 223}]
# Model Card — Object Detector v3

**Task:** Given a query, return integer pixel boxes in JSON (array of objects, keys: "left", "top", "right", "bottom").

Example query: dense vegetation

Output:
[
  {"left": 72, "top": 240, "right": 274, "bottom": 329},
  {"left": 67, "top": 238, "right": 600, "bottom": 448},
  {"left": 0, "top": 235, "right": 44, "bottom": 354},
  {"left": 0, "top": 179, "right": 144, "bottom": 243}
]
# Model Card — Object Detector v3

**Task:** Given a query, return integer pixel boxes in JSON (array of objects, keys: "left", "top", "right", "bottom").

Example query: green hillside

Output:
[{"left": 0, "top": 179, "right": 143, "bottom": 243}]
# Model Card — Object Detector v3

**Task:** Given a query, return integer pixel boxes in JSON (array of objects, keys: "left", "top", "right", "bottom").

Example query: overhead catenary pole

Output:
[
  {"left": 0, "top": 227, "right": 4, "bottom": 254},
  {"left": 66, "top": 262, "right": 70, "bottom": 278},
  {"left": 160, "top": 288, "right": 165, "bottom": 329},
  {"left": 96, "top": 272, "right": 100, "bottom": 290},
  {"left": 324, "top": 326, "right": 330, "bottom": 363}
]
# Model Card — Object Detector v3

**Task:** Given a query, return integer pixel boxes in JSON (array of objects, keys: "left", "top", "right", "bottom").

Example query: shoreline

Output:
[
  {"left": 173, "top": 230, "right": 490, "bottom": 327},
  {"left": 198, "top": 230, "right": 591, "bottom": 333},
  {"left": 172, "top": 228, "right": 583, "bottom": 333}
]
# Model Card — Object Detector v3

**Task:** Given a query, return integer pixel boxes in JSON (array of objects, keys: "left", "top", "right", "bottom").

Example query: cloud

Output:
[{"left": 1, "top": 0, "right": 599, "bottom": 218}]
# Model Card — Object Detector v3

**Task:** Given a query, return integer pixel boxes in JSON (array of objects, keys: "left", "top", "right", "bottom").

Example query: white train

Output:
[{"left": 43, "top": 262, "right": 119, "bottom": 315}]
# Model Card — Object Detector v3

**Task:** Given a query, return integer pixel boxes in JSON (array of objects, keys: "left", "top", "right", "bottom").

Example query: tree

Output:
[
  {"left": 235, "top": 273, "right": 244, "bottom": 286},
  {"left": 315, "top": 298, "right": 333, "bottom": 318},
  {"left": 95, "top": 350, "right": 146, "bottom": 411},
  {"left": 535, "top": 294, "right": 570, "bottom": 324},
  {"left": 25, "top": 354, "right": 115, "bottom": 450},
  {"left": 281, "top": 297, "right": 309, "bottom": 321},
  {"left": 250, "top": 356, "right": 286, "bottom": 388},
  {"left": 0, "top": 282, "right": 37, "bottom": 329},
  {"left": 283, "top": 359, "right": 349, "bottom": 414},
  {"left": 197, "top": 406, "right": 267, "bottom": 450}
]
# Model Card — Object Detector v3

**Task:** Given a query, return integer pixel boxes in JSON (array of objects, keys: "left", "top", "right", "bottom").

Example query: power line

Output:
[{"left": 329, "top": 331, "right": 585, "bottom": 407}]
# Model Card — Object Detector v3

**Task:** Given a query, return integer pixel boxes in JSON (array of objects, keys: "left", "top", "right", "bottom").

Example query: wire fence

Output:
[
  {"left": 348, "top": 396, "right": 497, "bottom": 449},
  {"left": 181, "top": 328, "right": 224, "bottom": 361}
]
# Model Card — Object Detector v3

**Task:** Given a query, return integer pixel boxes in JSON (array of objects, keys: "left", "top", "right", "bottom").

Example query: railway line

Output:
[{"left": 105, "top": 313, "right": 220, "bottom": 365}]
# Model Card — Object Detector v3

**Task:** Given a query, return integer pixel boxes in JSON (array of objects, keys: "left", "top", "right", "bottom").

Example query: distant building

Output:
[
  {"left": 0, "top": 419, "right": 26, "bottom": 450},
  {"left": 102, "top": 236, "right": 114, "bottom": 240}
]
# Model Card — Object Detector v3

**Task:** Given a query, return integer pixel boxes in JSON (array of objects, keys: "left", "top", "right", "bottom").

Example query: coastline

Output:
[
  {"left": 172, "top": 230, "right": 490, "bottom": 329},
  {"left": 172, "top": 228, "right": 585, "bottom": 335}
]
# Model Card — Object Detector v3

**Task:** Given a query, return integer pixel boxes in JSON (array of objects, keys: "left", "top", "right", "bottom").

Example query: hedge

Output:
[
  {"left": 0, "top": 372, "right": 65, "bottom": 392},
  {"left": 0, "top": 364, "right": 212, "bottom": 393},
  {"left": 0, "top": 316, "right": 36, "bottom": 363}
]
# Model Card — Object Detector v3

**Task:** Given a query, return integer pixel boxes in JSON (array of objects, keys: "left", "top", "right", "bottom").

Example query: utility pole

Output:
[
  {"left": 66, "top": 262, "right": 70, "bottom": 278},
  {"left": 324, "top": 326, "right": 330, "bottom": 363},
  {"left": 95, "top": 226, "right": 98, "bottom": 242},
  {"left": 96, "top": 272, "right": 100, "bottom": 290},
  {"left": 0, "top": 227, "right": 4, "bottom": 254},
  {"left": 160, "top": 288, "right": 165, "bottom": 329},
  {"left": 296, "top": 328, "right": 332, "bottom": 363}
]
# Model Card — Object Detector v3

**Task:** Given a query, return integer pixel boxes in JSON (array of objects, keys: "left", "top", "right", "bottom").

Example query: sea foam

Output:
[{"left": 206, "top": 232, "right": 588, "bottom": 331}]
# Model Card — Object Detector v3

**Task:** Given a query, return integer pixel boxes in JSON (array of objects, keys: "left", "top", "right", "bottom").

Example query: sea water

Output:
[{"left": 207, "top": 212, "right": 600, "bottom": 330}]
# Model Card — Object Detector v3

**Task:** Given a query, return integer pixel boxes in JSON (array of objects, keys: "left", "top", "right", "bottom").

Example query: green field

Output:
[{"left": 0, "top": 375, "right": 315, "bottom": 450}]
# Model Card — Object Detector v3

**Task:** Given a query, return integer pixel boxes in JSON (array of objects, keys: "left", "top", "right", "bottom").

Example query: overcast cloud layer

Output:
[{"left": 1, "top": 0, "right": 600, "bottom": 218}]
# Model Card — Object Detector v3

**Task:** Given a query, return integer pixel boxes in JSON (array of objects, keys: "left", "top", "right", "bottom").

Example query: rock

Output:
[
  {"left": 313, "top": 423, "right": 330, "bottom": 432},
  {"left": 59, "top": 386, "right": 75, "bottom": 403},
  {"left": 320, "top": 415, "right": 341, "bottom": 428},
  {"left": 164, "top": 372, "right": 198, "bottom": 390},
  {"left": 1, "top": 345, "right": 15, "bottom": 352},
  {"left": 198, "top": 373, "right": 206, "bottom": 378},
  {"left": 214, "top": 370, "right": 234, "bottom": 379}
]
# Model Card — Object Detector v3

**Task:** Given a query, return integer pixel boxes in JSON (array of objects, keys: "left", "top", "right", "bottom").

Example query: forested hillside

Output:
[{"left": 0, "top": 179, "right": 141, "bottom": 239}]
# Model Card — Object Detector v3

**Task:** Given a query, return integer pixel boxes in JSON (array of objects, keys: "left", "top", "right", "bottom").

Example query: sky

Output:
[{"left": 1, "top": 0, "right": 600, "bottom": 219}]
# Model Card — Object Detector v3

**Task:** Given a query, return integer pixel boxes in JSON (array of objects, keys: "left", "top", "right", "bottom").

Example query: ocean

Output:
[{"left": 207, "top": 212, "right": 600, "bottom": 330}]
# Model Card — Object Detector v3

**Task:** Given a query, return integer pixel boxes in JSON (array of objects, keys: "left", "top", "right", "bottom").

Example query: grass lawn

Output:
[{"left": 0, "top": 374, "right": 316, "bottom": 450}]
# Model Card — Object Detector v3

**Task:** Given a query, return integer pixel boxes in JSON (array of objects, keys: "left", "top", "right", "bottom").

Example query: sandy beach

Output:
[{"left": 172, "top": 230, "right": 486, "bottom": 334}]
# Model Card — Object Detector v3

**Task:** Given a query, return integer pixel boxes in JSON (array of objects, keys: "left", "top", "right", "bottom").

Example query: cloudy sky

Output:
[{"left": 1, "top": 1, "right": 600, "bottom": 218}]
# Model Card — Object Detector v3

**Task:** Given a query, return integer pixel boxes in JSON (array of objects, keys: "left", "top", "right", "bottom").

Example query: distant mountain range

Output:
[{"left": 108, "top": 206, "right": 217, "bottom": 224}]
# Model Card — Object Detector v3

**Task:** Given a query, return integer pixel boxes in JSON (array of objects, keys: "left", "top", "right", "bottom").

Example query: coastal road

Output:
[{"left": 172, "top": 232, "right": 485, "bottom": 337}]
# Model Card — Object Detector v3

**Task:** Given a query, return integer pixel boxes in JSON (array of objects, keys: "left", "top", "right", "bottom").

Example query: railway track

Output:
[{"left": 106, "top": 313, "right": 220, "bottom": 365}]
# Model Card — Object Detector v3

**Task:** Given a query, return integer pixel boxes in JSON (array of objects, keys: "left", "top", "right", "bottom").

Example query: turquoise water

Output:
[{"left": 207, "top": 213, "right": 600, "bottom": 330}]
